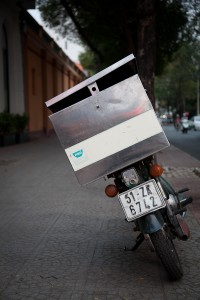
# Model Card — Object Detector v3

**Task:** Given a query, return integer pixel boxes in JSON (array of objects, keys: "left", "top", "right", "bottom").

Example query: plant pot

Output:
[
  {"left": 0, "top": 133, "right": 16, "bottom": 147},
  {"left": 15, "top": 132, "right": 29, "bottom": 144}
]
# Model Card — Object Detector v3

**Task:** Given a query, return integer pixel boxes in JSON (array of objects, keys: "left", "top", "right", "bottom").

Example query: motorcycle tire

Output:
[{"left": 150, "top": 229, "right": 183, "bottom": 280}]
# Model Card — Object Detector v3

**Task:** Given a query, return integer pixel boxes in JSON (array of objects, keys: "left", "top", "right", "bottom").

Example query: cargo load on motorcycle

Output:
[{"left": 46, "top": 54, "right": 169, "bottom": 185}]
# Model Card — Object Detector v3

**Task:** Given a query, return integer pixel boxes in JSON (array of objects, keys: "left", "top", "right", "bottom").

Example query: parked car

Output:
[
  {"left": 189, "top": 116, "right": 200, "bottom": 131},
  {"left": 188, "top": 117, "right": 196, "bottom": 130},
  {"left": 194, "top": 116, "right": 200, "bottom": 130}
]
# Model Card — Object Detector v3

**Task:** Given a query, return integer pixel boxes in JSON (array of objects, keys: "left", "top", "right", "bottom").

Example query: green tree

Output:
[
  {"left": 155, "top": 40, "right": 200, "bottom": 116},
  {"left": 37, "top": 0, "right": 199, "bottom": 106}
]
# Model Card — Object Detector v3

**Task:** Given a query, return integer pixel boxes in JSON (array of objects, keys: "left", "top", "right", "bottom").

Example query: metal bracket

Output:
[
  {"left": 87, "top": 82, "right": 100, "bottom": 109},
  {"left": 88, "top": 82, "right": 100, "bottom": 95}
]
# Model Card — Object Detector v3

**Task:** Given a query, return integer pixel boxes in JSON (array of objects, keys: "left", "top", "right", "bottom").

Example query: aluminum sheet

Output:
[
  {"left": 49, "top": 75, "right": 152, "bottom": 148},
  {"left": 48, "top": 74, "right": 169, "bottom": 185}
]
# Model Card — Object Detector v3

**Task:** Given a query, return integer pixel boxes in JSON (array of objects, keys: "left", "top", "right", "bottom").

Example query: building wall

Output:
[
  {"left": 25, "top": 47, "right": 44, "bottom": 132},
  {"left": 0, "top": 2, "right": 25, "bottom": 114},
  {"left": 22, "top": 15, "right": 86, "bottom": 134},
  {"left": 0, "top": 1, "right": 86, "bottom": 136}
]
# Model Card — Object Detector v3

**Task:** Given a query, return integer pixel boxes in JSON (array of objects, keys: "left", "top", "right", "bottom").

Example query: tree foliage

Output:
[
  {"left": 37, "top": 0, "right": 190, "bottom": 70},
  {"left": 155, "top": 40, "right": 200, "bottom": 116},
  {"left": 37, "top": 0, "right": 199, "bottom": 106}
]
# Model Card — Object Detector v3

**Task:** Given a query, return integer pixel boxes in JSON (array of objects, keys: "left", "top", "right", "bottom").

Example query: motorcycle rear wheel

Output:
[{"left": 150, "top": 229, "right": 183, "bottom": 280}]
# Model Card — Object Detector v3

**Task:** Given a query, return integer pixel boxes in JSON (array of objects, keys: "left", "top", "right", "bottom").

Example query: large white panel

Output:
[{"left": 65, "top": 109, "right": 162, "bottom": 171}]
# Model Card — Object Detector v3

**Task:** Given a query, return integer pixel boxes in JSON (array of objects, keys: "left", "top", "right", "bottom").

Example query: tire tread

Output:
[{"left": 150, "top": 229, "right": 183, "bottom": 280}]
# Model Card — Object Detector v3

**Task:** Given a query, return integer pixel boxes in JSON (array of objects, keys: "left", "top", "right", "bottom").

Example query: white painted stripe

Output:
[{"left": 65, "top": 109, "right": 162, "bottom": 171}]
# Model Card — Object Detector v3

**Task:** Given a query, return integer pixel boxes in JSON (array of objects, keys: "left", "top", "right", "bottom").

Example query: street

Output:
[
  {"left": 162, "top": 125, "right": 200, "bottom": 161},
  {"left": 0, "top": 134, "right": 200, "bottom": 300}
]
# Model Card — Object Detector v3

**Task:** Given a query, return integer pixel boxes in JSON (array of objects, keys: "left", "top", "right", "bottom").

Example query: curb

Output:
[
  {"left": 193, "top": 167, "right": 200, "bottom": 178},
  {"left": 163, "top": 167, "right": 200, "bottom": 179}
]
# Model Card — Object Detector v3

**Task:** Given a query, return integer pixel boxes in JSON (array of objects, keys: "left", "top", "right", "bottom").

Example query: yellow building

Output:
[{"left": 0, "top": 1, "right": 86, "bottom": 137}]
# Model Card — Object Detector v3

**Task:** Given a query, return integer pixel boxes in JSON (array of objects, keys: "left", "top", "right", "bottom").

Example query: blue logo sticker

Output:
[{"left": 73, "top": 149, "right": 83, "bottom": 158}]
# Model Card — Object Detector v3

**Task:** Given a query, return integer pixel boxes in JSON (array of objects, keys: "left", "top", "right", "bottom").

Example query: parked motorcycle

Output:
[
  {"left": 46, "top": 54, "right": 193, "bottom": 281},
  {"left": 105, "top": 155, "right": 192, "bottom": 280}
]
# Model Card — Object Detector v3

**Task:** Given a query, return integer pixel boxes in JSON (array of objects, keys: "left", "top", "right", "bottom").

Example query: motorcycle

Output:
[
  {"left": 181, "top": 118, "right": 189, "bottom": 133},
  {"left": 105, "top": 155, "right": 193, "bottom": 280},
  {"left": 45, "top": 53, "right": 193, "bottom": 281}
]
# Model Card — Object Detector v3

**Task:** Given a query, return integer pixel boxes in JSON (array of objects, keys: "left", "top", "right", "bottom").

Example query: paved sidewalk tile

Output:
[{"left": 0, "top": 135, "right": 200, "bottom": 300}]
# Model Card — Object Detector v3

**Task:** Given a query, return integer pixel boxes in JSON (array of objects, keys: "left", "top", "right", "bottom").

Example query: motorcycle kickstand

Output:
[{"left": 124, "top": 233, "right": 144, "bottom": 251}]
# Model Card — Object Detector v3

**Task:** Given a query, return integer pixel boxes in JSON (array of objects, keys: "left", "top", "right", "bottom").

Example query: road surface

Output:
[{"left": 162, "top": 125, "right": 200, "bottom": 161}]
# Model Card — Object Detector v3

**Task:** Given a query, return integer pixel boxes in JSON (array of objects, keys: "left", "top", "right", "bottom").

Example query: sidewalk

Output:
[{"left": 0, "top": 135, "right": 200, "bottom": 300}]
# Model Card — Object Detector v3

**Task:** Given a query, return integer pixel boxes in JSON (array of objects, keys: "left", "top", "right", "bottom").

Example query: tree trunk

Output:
[{"left": 136, "top": 0, "right": 156, "bottom": 108}]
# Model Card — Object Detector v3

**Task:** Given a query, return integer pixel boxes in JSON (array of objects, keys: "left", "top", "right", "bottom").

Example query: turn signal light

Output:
[
  {"left": 149, "top": 164, "right": 163, "bottom": 177},
  {"left": 105, "top": 184, "right": 118, "bottom": 198}
]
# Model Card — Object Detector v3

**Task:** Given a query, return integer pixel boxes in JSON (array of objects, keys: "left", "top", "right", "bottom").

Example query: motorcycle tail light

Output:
[
  {"left": 149, "top": 164, "right": 163, "bottom": 177},
  {"left": 105, "top": 184, "right": 118, "bottom": 198}
]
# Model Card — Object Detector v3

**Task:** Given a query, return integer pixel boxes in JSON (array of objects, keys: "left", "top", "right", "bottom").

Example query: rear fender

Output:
[
  {"left": 159, "top": 176, "right": 186, "bottom": 203},
  {"left": 159, "top": 176, "right": 175, "bottom": 198},
  {"left": 137, "top": 211, "right": 164, "bottom": 234}
]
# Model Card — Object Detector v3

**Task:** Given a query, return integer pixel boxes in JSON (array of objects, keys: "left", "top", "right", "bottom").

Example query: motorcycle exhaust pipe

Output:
[
  {"left": 167, "top": 195, "right": 192, "bottom": 241},
  {"left": 179, "top": 196, "right": 193, "bottom": 207},
  {"left": 174, "top": 196, "right": 193, "bottom": 217},
  {"left": 177, "top": 217, "right": 190, "bottom": 241}
]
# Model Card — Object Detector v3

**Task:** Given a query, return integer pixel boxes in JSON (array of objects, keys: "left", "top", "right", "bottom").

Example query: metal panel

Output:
[
  {"left": 75, "top": 132, "right": 169, "bottom": 185},
  {"left": 49, "top": 75, "right": 152, "bottom": 149},
  {"left": 48, "top": 74, "right": 169, "bottom": 185},
  {"left": 46, "top": 53, "right": 137, "bottom": 113},
  {"left": 65, "top": 110, "right": 163, "bottom": 172}
]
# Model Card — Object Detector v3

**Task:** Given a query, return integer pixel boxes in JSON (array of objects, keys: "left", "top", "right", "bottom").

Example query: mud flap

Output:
[{"left": 137, "top": 211, "right": 164, "bottom": 234}]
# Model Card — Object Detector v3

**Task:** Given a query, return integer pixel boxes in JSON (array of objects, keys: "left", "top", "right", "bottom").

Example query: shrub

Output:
[
  {"left": 0, "top": 111, "right": 15, "bottom": 134},
  {"left": 14, "top": 113, "right": 29, "bottom": 133},
  {"left": 0, "top": 112, "right": 29, "bottom": 134}
]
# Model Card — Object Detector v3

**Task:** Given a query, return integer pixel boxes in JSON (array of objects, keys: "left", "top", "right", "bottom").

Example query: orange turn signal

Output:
[
  {"left": 105, "top": 184, "right": 118, "bottom": 198},
  {"left": 149, "top": 164, "right": 163, "bottom": 177}
]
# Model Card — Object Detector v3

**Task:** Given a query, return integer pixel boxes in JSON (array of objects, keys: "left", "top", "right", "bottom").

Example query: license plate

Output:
[{"left": 118, "top": 179, "right": 166, "bottom": 221}]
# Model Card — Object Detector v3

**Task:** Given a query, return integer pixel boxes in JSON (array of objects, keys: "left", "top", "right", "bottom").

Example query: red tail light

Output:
[
  {"left": 105, "top": 184, "right": 118, "bottom": 198},
  {"left": 149, "top": 164, "right": 163, "bottom": 177}
]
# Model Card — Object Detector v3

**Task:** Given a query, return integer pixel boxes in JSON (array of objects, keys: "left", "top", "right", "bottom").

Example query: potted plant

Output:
[
  {"left": 14, "top": 113, "right": 29, "bottom": 143},
  {"left": 0, "top": 111, "right": 16, "bottom": 146},
  {"left": 0, "top": 112, "right": 29, "bottom": 146}
]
